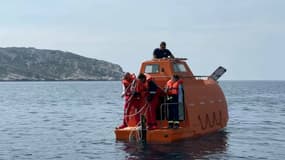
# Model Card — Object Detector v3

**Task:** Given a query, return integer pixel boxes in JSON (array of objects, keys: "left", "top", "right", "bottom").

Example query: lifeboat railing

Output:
[
  {"left": 158, "top": 102, "right": 185, "bottom": 128},
  {"left": 181, "top": 75, "right": 209, "bottom": 80},
  {"left": 191, "top": 76, "right": 209, "bottom": 80},
  {"left": 158, "top": 102, "right": 179, "bottom": 120},
  {"left": 151, "top": 75, "right": 210, "bottom": 80},
  {"left": 158, "top": 102, "right": 170, "bottom": 128}
]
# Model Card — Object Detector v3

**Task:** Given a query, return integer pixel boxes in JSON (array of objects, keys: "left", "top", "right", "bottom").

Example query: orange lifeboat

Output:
[{"left": 114, "top": 58, "right": 228, "bottom": 144}]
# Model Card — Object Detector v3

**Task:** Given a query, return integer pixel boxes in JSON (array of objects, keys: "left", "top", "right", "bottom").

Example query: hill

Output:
[{"left": 0, "top": 47, "right": 123, "bottom": 81}]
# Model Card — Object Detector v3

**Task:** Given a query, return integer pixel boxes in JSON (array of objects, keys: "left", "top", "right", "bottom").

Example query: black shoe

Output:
[
  {"left": 168, "top": 123, "right": 173, "bottom": 129},
  {"left": 174, "top": 123, "right": 179, "bottom": 129}
]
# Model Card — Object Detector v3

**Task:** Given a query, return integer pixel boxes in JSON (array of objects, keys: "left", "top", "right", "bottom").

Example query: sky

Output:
[{"left": 0, "top": 0, "right": 284, "bottom": 80}]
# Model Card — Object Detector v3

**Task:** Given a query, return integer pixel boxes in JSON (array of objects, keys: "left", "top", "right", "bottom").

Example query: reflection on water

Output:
[{"left": 117, "top": 131, "right": 228, "bottom": 160}]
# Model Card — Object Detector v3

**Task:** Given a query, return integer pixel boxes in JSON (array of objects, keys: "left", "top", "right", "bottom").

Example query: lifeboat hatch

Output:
[
  {"left": 178, "top": 85, "right": 185, "bottom": 120},
  {"left": 209, "top": 66, "right": 227, "bottom": 81}
]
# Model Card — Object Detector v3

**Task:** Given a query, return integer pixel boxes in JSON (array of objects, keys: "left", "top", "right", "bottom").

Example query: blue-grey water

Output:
[{"left": 0, "top": 81, "right": 284, "bottom": 160}]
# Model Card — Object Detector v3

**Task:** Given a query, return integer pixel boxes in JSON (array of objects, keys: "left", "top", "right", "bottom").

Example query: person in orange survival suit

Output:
[
  {"left": 116, "top": 72, "right": 136, "bottom": 129},
  {"left": 138, "top": 73, "right": 163, "bottom": 130},
  {"left": 128, "top": 73, "right": 148, "bottom": 126},
  {"left": 165, "top": 75, "right": 183, "bottom": 129}
]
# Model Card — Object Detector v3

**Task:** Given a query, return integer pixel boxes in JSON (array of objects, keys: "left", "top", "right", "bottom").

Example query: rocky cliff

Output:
[{"left": 0, "top": 47, "right": 123, "bottom": 81}]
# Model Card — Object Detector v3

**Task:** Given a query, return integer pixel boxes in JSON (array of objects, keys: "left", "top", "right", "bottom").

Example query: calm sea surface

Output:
[{"left": 0, "top": 81, "right": 284, "bottom": 160}]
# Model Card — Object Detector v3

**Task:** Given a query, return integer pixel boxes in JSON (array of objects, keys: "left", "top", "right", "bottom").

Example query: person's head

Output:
[
  {"left": 123, "top": 72, "right": 131, "bottom": 81},
  {"left": 160, "top": 41, "right": 166, "bottom": 50},
  {"left": 171, "top": 74, "right": 179, "bottom": 81},
  {"left": 138, "top": 73, "right": 146, "bottom": 83}
]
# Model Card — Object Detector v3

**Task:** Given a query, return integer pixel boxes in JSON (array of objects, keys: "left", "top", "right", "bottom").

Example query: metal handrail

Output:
[
  {"left": 159, "top": 102, "right": 179, "bottom": 121},
  {"left": 191, "top": 76, "right": 209, "bottom": 80},
  {"left": 145, "top": 75, "right": 210, "bottom": 80}
]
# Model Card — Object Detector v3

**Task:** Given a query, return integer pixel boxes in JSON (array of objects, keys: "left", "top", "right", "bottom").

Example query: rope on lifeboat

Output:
[
  {"left": 128, "top": 122, "right": 141, "bottom": 143},
  {"left": 124, "top": 103, "right": 149, "bottom": 118},
  {"left": 123, "top": 79, "right": 150, "bottom": 143},
  {"left": 127, "top": 102, "right": 149, "bottom": 143}
]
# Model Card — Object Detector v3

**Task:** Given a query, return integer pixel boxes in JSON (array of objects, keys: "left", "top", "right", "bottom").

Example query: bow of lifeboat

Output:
[{"left": 115, "top": 58, "right": 228, "bottom": 144}]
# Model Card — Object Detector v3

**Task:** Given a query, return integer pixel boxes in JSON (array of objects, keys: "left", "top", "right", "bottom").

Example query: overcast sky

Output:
[{"left": 0, "top": 0, "right": 284, "bottom": 80}]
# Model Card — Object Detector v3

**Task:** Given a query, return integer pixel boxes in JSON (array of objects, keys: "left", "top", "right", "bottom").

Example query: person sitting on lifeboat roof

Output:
[
  {"left": 153, "top": 41, "right": 175, "bottom": 59},
  {"left": 165, "top": 74, "right": 183, "bottom": 129}
]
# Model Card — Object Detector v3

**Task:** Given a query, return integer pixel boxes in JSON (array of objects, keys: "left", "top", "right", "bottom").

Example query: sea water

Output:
[{"left": 0, "top": 81, "right": 284, "bottom": 159}]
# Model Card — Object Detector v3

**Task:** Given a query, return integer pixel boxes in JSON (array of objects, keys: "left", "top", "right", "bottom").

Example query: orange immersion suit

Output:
[
  {"left": 144, "top": 78, "right": 164, "bottom": 129},
  {"left": 127, "top": 78, "right": 148, "bottom": 126},
  {"left": 118, "top": 74, "right": 135, "bottom": 129}
]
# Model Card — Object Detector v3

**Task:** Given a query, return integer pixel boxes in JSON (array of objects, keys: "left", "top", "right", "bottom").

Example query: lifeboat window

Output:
[
  {"left": 145, "top": 64, "right": 159, "bottom": 73},
  {"left": 173, "top": 63, "right": 187, "bottom": 72}
]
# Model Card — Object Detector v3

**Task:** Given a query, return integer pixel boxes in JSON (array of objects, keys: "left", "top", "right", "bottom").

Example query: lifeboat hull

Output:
[
  {"left": 115, "top": 58, "right": 228, "bottom": 144},
  {"left": 115, "top": 126, "right": 224, "bottom": 144}
]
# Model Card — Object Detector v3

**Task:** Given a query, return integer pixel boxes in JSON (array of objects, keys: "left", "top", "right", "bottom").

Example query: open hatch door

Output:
[{"left": 209, "top": 66, "right": 227, "bottom": 81}]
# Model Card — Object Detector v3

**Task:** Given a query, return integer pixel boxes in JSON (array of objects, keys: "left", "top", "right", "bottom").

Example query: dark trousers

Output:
[{"left": 167, "top": 94, "right": 178, "bottom": 122}]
